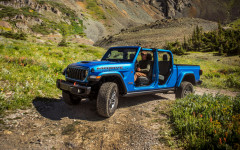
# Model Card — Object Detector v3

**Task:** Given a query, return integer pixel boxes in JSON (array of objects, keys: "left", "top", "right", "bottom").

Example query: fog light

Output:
[{"left": 78, "top": 89, "right": 82, "bottom": 93}]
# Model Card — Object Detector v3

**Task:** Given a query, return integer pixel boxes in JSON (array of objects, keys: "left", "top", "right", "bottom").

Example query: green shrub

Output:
[
  {"left": 31, "top": 24, "right": 53, "bottom": 35},
  {"left": 58, "top": 38, "right": 68, "bottom": 47},
  {"left": 171, "top": 94, "right": 240, "bottom": 149},
  {"left": 0, "top": 31, "right": 27, "bottom": 40},
  {"left": 164, "top": 40, "right": 186, "bottom": 56},
  {"left": 225, "top": 75, "right": 240, "bottom": 89},
  {"left": 164, "top": 25, "right": 240, "bottom": 56},
  {"left": 79, "top": 44, "right": 87, "bottom": 48},
  {"left": 0, "top": 4, "right": 39, "bottom": 18},
  {"left": 0, "top": 44, "right": 4, "bottom": 50}
]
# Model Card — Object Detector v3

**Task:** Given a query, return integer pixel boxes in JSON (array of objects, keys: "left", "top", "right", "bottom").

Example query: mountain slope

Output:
[
  {"left": 94, "top": 18, "right": 218, "bottom": 49},
  {"left": 0, "top": 0, "right": 239, "bottom": 43}
]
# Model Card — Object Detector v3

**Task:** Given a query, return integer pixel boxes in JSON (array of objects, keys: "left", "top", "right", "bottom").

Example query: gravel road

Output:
[{"left": 0, "top": 87, "right": 238, "bottom": 149}]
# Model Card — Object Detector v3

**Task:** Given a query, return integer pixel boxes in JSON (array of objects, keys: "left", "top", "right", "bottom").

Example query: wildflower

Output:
[
  {"left": 224, "top": 137, "right": 226, "bottom": 142},
  {"left": 219, "top": 138, "right": 222, "bottom": 145},
  {"left": 225, "top": 132, "right": 228, "bottom": 137},
  {"left": 1, "top": 89, "right": 3, "bottom": 91},
  {"left": 210, "top": 117, "right": 212, "bottom": 123},
  {"left": 200, "top": 114, "right": 203, "bottom": 118},
  {"left": 56, "top": 72, "right": 58, "bottom": 76}
]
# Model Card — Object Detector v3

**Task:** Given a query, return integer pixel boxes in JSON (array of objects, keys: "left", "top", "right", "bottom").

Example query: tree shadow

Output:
[{"left": 32, "top": 94, "right": 169, "bottom": 121}]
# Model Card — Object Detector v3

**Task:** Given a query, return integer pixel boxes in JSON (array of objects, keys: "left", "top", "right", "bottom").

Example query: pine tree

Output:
[
  {"left": 219, "top": 44, "right": 224, "bottom": 55},
  {"left": 218, "top": 22, "right": 223, "bottom": 37},
  {"left": 183, "top": 36, "right": 188, "bottom": 51}
]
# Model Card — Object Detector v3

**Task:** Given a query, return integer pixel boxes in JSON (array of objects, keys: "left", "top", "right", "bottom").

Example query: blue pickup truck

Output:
[{"left": 57, "top": 46, "right": 202, "bottom": 117}]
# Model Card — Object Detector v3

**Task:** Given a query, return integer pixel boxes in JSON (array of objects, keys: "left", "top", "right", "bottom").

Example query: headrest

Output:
[
  {"left": 130, "top": 54, "right": 135, "bottom": 60},
  {"left": 147, "top": 53, "right": 152, "bottom": 61},
  {"left": 163, "top": 54, "right": 168, "bottom": 61}
]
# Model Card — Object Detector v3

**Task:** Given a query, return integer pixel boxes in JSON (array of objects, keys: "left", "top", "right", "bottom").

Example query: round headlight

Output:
[{"left": 85, "top": 70, "right": 88, "bottom": 77}]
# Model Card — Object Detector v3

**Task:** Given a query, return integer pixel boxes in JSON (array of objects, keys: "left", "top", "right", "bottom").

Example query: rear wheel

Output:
[
  {"left": 62, "top": 91, "right": 81, "bottom": 105},
  {"left": 175, "top": 81, "right": 194, "bottom": 99},
  {"left": 97, "top": 82, "right": 119, "bottom": 117}
]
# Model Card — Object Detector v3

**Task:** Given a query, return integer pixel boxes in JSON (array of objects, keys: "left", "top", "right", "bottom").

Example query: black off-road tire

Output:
[
  {"left": 175, "top": 81, "right": 194, "bottom": 99},
  {"left": 97, "top": 82, "right": 119, "bottom": 117},
  {"left": 62, "top": 91, "right": 81, "bottom": 105}
]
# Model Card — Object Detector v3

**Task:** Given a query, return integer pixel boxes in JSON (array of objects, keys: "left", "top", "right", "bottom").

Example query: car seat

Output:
[{"left": 135, "top": 53, "right": 153, "bottom": 86}]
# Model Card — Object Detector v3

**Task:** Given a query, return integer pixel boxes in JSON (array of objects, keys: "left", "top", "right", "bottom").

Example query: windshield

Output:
[{"left": 101, "top": 48, "right": 137, "bottom": 62}]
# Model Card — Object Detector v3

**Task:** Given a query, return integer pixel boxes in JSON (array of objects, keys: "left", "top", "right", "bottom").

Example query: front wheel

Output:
[
  {"left": 62, "top": 91, "right": 81, "bottom": 105},
  {"left": 175, "top": 81, "right": 194, "bottom": 99},
  {"left": 97, "top": 82, "right": 119, "bottom": 117}
]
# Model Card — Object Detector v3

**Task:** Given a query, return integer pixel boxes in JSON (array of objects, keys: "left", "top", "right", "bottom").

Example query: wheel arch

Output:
[
  {"left": 99, "top": 73, "right": 127, "bottom": 95},
  {"left": 176, "top": 73, "right": 196, "bottom": 87}
]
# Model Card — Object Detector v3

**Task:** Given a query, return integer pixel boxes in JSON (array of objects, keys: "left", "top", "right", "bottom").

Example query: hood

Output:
[{"left": 68, "top": 61, "right": 132, "bottom": 72}]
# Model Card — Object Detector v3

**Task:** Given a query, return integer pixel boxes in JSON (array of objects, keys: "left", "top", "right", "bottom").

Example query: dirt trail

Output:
[{"left": 0, "top": 87, "right": 238, "bottom": 149}]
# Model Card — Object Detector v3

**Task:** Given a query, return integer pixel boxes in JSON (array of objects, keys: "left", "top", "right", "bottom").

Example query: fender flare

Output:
[
  {"left": 176, "top": 72, "right": 196, "bottom": 87},
  {"left": 98, "top": 72, "right": 128, "bottom": 94}
]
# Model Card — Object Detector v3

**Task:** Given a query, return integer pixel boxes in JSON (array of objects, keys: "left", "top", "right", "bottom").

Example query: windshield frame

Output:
[{"left": 101, "top": 47, "right": 138, "bottom": 62}]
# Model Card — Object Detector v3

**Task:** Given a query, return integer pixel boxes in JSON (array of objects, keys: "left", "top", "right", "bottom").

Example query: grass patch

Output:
[
  {"left": 174, "top": 52, "right": 240, "bottom": 91},
  {"left": 85, "top": 0, "right": 106, "bottom": 20},
  {"left": 62, "top": 123, "right": 76, "bottom": 135},
  {"left": 37, "top": 0, "right": 77, "bottom": 19},
  {"left": 0, "top": 31, "right": 27, "bottom": 40},
  {"left": 229, "top": 18, "right": 240, "bottom": 30},
  {"left": 0, "top": 1, "right": 84, "bottom": 37},
  {"left": 153, "top": 100, "right": 177, "bottom": 148},
  {"left": 171, "top": 94, "right": 240, "bottom": 149},
  {"left": 0, "top": 37, "right": 106, "bottom": 116},
  {"left": 0, "top": 4, "right": 40, "bottom": 18},
  {"left": 36, "top": 1, "right": 85, "bottom": 36},
  {"left": 31, "top": 20, "right": 84, "bottom": 36}
]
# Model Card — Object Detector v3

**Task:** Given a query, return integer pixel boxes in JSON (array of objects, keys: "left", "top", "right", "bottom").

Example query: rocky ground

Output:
[{"left": 0, "top": 87, "right": 238, "bottom": 150}]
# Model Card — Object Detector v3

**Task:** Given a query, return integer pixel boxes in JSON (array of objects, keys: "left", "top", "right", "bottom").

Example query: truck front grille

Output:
[{"left": 66, "top": 67, "right": 87, "bottom": 81}]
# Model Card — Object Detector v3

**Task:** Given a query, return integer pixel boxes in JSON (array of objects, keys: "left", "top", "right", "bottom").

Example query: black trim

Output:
[
  {"left": 182, "top": 73, "right": 197, "bottom": 85},
  {"left": 196, "top": 80, "right": 202, "bottom": 85},
  {"left": 175, "top": 64, "right": 200, "bottom": 66},
  {"left": 56, "top": 79, "right": 91, "bottom": 96},
  {"left": 151, "top": 48, "right": 157, "bottom": 52},
  {"left": 199, "top": 70, "right": 203, "bottom": 76},
  {"left": 123, "top": 88, "right": 175, "bottom": 97}
]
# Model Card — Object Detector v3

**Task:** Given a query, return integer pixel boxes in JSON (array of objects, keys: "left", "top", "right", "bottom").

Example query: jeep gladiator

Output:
[{"left": 57, "top": 46, "right": 202, "bottom": 117}]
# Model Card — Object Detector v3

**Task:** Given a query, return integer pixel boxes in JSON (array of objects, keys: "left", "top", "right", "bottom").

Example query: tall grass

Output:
[
  {"left": 171, "top": 94, "right": 240, "bottom": 149},
  {"left": 0, "top": 37, "right": 105, "bottom": 116}
]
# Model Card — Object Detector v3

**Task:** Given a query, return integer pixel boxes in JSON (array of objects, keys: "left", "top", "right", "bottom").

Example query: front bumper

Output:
[{"left": 56, "top": 79, "right": 91, "bottom": 96}]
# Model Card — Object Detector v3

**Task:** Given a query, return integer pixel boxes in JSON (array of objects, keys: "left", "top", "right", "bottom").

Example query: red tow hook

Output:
[{"left": 74, "top": 82, "right": 76, "bottom": 86}]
